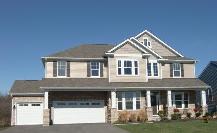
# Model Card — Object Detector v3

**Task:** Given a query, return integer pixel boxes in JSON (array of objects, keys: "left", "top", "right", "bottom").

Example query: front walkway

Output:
[{"left": 0, "top": 124, "right": 129, "bottom": 133}]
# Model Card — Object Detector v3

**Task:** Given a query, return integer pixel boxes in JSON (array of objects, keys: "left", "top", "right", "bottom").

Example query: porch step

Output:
[{"left": 152, "top": 115, "right": 161, "bottom": 121}]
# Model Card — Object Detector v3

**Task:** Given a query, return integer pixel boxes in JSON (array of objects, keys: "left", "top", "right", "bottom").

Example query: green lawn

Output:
[{"left": 117, "top": 120, "right": 217, "bottom": 133}]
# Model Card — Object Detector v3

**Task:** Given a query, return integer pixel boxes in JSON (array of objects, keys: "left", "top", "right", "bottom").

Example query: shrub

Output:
[
  {"left": 129, "top": 113, "right": 137, "bottom": 123},
  {"left": 195, "top": 112, "right": 201, "bottom": 118},
  {"left": 171, "top": 114, "right": 181, "bottom": 120},
  {"left": 173, "top": 108, "right": 180, "bottom": 113},
  {"left": 137, "top": 109, "right": 147, "bottom": 123},
  {"left": 187, "top": 112, "right": 192, "bottom": 119},
  {"left": 118, "top": 111, "right": 129, "bottom": 123}
]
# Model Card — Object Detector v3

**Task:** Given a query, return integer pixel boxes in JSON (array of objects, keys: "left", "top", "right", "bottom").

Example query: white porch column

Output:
[
  {"left": 146, "top": 90, "right": 151, "bottom": 107},
  {"left": 201, "top": 90, "right": 207, "bottom": 107},
  {"left": 44, "top": 91, "right": 49, "bottom": 109},
  {"left": 111, "top": 91, "right": 117, "bottom": 109},
  {"left": 167, "top": 90, "right": 172, "bottom": 107}
]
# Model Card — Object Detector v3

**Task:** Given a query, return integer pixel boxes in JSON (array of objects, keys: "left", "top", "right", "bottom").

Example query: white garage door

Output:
[
  {"left": 53, "top": 100, "right": 105, "bottom": 124},
  {"left": 16, "top": 103, "right": 43, "bottom": 125}
]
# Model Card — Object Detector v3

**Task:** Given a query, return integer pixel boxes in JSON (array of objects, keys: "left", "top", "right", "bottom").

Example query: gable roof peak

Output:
[{"left": 134, "top": 30, "right": 184, "bottom": 57}]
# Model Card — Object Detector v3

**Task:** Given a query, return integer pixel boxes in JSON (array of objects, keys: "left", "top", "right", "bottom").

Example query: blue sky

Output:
[{"left": 0, "top": 0, "right": 217, "bottom": 94}]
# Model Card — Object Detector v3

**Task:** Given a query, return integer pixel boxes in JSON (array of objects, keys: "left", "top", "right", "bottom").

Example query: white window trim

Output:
[
  {"left": 143, "top": 37, "right": 152, "bottom": 48},
  {"left": 57, "top": 60, "right": 67, "bottom": 78},
  {"left": 172, "top": 92, "right": 189, "bottom": 109},
  {"left": 116, "top": 59, "right": 139, "bottom": 76},
  {"left": 147, "top": 60, "right": 159, "bottom": 78},
  {"left": 117, "top": 91, "right": 141, "bottom": 111},
  {"left": 90, "top": 62, "right": 100, "bottom": 78},
  {"left": 173, "top": 63, "right": 182, "bottom": 78}
]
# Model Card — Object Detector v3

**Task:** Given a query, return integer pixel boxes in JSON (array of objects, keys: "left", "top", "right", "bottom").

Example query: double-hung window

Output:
[
  {"left": 90, "top": 62, "right": 100, "bottom": 77},
  {"left": 172, "top": 92, "right": 189, "bottom": 109},
  {"left": 117, "top": 59, "right": 139, "bottom": 76},
  {"left": 147, "top": 61, "right": 159, "bottom": 77},
  {"left": 117, "top": 91, "right": 141, "bottom": 110},
  {"left": 57, "top": 61, "right": 67, "bottom": 77},
  {"left": 173, "top": 63, "right": 181, "bottom": 77}
]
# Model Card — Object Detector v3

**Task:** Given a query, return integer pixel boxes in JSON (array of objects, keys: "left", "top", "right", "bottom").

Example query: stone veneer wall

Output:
[{"left": 11, "top": 96, "right": 44, "bottom": 126}]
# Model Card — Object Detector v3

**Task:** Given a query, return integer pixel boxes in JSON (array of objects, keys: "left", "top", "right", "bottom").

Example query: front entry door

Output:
[{"left": 151, "top": 93, "right": 160, "bottom": 115}]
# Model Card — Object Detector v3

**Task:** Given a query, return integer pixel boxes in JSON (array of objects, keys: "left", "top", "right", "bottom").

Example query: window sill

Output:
[
  {"left": 116, "top": 75, "right": 140, "bottom": 77},
  {"left": 117, "top": 109, "right": 141, "bottom": 111}
]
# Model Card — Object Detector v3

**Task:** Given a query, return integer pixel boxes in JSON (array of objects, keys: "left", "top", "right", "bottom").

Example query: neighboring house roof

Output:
[
  {"left": 10, "top": 78, "right": 210, "bottom": 95},
  {"left": 211, "top": 61, "right": 217, "bottom": 66},
  {"left": 44, "top": 44, "right": 114, "bottom": 58}
]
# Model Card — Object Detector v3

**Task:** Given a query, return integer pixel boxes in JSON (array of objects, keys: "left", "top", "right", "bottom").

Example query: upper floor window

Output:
[
  {"left": 90, "top": 62, "right": 100, "bottom": 77},
  {"left": 58, "top": 61, "right": 67, "bottom": 77},
  {"left": 143, "top": 38, "right": 152, "bottom": 48},
  {"left": 173, "top": 63, "right": 181, "bottom": 77},
  {"left": 117, "top": 59, "right": 139, "bottom": 76},
  {"left": 147, "top": 62, "right": 159, "bottom": 77}
]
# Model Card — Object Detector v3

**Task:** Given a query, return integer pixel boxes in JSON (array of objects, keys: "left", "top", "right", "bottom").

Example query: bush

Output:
[
  {"left": 118, "top": 111, "right": 129, "bottom": 123},
  {"left": 173, "top": 108, "right": 180, "bottom": 113},
  {"left": 129, "top": 113, "right": 137, "bottom": 123},
  {"left": 195, "top": 112, "right": 201, "bottom": 118},
  {"left": 171, "top": 114, "right": 181, "bottom": 120},
  {"left": 137, "top": 109, "right": 147, "bottom": 123},
  {"left": 187, "top": 112, "right": 192, "bottom": 119}
]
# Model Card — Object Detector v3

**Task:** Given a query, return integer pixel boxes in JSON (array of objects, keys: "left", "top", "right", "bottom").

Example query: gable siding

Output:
[
  {"left": 108, "top": 56, "right": 147, "bottom": 82},
  {"left": 114, "top": 42, "right": 142, "bottom": 54},
  {"left": 137, "top": 34, "right": 177, "bottom": 57}
]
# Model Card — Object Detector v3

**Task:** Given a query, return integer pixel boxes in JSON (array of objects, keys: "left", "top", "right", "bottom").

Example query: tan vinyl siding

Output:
[
  {"left": 70, "top": 62, "right": 87, "bottom": 78},
  {"left": 137, "top": 33, "right": 177, "bottom": 56},
  {"left": 45, "top": 61, "right": 107, "bottom": 78},
  {"left": 162, "top": 63, "right": 195, "bottom": 78},
  {"left": 184, "top": 64, "right": 195, "bottom": 78},
  {"left": 108, "top": 56, "right": 147, "bottom": 82},
  {"left": 114, "top": 42, "right": 142, "bottom": 54},
  {"left": 46, "top": 61, "right": 53, "bottom": 78}
]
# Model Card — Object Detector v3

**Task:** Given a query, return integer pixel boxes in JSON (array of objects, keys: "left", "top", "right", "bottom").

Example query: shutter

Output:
[
  {"left": 53, "top": 61, "right": 57, "bottom": 77},
  {"left": 100, "top": 62, "right": 103, "bottom": 77},
  {"left": 181, "top": 64, "right": 184, "bottom": 77},
  {"left": 87, "top": 62, "right": 91, "bottom": 77},
  {"left": 67, "top": 61, "right": 70, "bottom": 77},
  {"left": 170, "top": 63, "right": 173, "bottom": 77}
]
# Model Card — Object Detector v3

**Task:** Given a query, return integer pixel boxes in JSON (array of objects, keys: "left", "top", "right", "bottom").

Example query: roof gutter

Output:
[{"left": 42, "top": 57, "right": 106, "bottom": 61}]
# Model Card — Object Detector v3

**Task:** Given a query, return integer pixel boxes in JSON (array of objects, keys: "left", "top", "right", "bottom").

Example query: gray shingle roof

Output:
[
  {"left": 46, "top": 44, "right": 114, "bottom": 58},
  {"left": 10, "top": 78, "right": 210, "bottom": 95}
]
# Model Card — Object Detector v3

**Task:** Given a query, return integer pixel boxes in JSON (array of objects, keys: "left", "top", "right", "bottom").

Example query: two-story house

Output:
[{"left": 10, "top": 30, "right": 209, "bottom": 126}]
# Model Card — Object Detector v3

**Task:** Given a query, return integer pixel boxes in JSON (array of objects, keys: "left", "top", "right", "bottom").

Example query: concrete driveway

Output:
[{"left": 0, "top": 124, "right": 128, "bottom": 133}]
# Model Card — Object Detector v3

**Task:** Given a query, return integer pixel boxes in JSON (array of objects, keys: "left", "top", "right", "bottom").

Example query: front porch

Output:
[{"left": 42, "top": 89, "right": 208, "bottom": 126}]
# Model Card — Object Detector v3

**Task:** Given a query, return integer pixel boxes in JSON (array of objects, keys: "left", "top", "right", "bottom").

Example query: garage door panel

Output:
[
  {"left": 16, "top": 103, "right": 43, "bottom": 125},
  {"left": 53, "top": 100, "right": 105, "bottom": 124}
]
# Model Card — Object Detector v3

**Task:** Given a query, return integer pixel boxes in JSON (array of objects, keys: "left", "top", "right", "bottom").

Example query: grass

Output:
[{"left": 117, "top": 120, "right": 217, "bottom": 133}]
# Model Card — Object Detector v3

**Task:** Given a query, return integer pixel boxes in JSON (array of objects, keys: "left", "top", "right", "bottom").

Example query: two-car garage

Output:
[{"left": 52, "top": 100, "right": 106, "bottom": 124}]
